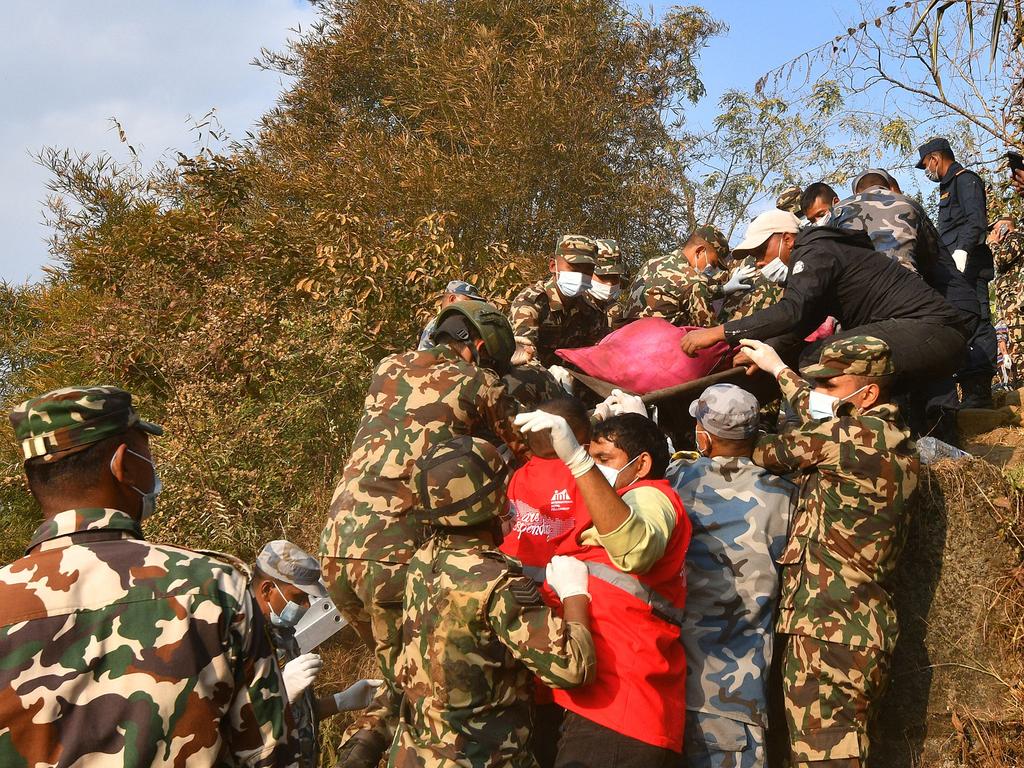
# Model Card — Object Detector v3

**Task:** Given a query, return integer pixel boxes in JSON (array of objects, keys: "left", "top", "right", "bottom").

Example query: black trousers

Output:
[
  {"left": 554, "top": 712, "right": 678, "bottom": 768},
  {"left": 798, "top": 318, "right": 968, "bottom": 381},
  {"left": 958, "top": 265, "right": 997, "bottom": 379}
]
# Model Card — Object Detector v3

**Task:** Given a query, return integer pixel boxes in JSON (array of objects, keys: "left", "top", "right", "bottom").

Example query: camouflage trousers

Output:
[
  {"left": 683, "top": 711, "right": 764, "bottom": 768},
  {"left": 321, "top": 556, "right": 406, "bottom": 746},
  {"left": 780, "top": 635, "right": 890, "bottom": 768}
]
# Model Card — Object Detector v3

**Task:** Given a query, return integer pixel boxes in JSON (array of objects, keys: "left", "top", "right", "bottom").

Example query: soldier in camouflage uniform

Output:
[
  {"left": 0, "top": 386, "right": 298, "bottom": 768},
  {"left": 503, "top": 360, "right": 566, "bottom": 412},
  {"left": 390, "top": 436, "right": 596, "bottom": 768},
  {"left": 717, "top": 253, "right": 784, "bottom": 323},
  {"left": 669, "top": 384, "right": 797, "bottom": 768},
  {"left": 622, "top": 225, "right": 729, "bottom": 327},
  {"left": 320, "top": 300, "right": 526, "bottom": 767},
  {"left": 253, "top": 541, "right": 382, "bottom": 768},
  {"left": 991, "top": 218, "right": 1024, "bottom": 385},
  {"left": 740, "top": 337, "right": 919, "bottom": 767},
  {"left": 590, "top": 238, "right": 627, "bottom": 329},
  {"left": 510, "top": 235, "right": 608, "bottom": 366}
]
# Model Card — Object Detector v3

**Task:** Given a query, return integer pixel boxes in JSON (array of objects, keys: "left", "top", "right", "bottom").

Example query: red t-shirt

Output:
[{"left": 500, "top": 456, "right": 584, "bottom": 572}]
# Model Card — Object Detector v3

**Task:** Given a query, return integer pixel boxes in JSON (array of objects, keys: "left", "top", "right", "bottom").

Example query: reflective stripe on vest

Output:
[{"left": 585, "top": 561, "right": 685, "bottom": 628}]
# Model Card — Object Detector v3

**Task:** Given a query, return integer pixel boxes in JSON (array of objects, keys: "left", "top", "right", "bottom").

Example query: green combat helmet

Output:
[
  {"left": 416, "top": 436, "right": 509, "bottom": 527},
  {"left": 431, "top": 300, "right": 516, "bottom": 373}
]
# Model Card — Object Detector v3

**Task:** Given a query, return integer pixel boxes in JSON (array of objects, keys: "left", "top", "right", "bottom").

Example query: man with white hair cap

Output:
[
  {"left": 680, "top": 208, "right": 970, "bottom": 388},
  {"left": 668, "top": 384, "right": 797, "bottom": 768}
]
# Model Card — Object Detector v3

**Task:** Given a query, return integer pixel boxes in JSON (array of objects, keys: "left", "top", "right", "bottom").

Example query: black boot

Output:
[
  {"left": 959, "top": 374, "right": 995, "bottom": 410},
  {"left": 334, "top": 730, "right": 386, "bottom": 768}
]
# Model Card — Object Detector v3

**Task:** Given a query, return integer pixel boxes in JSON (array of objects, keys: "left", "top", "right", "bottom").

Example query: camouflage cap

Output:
[
  {"left": 776, "top": 185, "right": 804, "bottom": 214},
  {"left": 10, "top": 385, "right": 163, "bottom": 464},
  {"left": 693, "top": 225, "right": 730, "bottom": 259},
  {"left": 688, "top": 383, "right": 760, "bottom": 440},
  {"left": 800, "top": 335, "right": 894, "bottom": 380},
  {"left": 555, "top": 234, "right": 598, "bottom": 265},
  {"left": 256, "top": 540, "right": 328, "bottom": 598},
  {"left": 594, "top": 239, "right": 624, "bottom": 276},
  {"left": 416, "top": 435, "right": 509, "bottom": 528}
]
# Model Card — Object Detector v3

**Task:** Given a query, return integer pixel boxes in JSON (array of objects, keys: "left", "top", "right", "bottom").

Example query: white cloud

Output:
[{"left": 1, "top": 0, "right": 317, "bottom": 283}]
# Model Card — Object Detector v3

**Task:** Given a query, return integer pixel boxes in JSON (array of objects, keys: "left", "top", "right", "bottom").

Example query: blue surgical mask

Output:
[
  {"left": 270, "top": 583, "right": 308, "bottom": 628},
  {"left": 111, "top": 448, "right": 162, "bottom": 520},
  {"left": 556, "top": 270, "right": 591, "bottom": 298},
  {"left": 595, "top": 454, "right": 640, "bottom": 489}
]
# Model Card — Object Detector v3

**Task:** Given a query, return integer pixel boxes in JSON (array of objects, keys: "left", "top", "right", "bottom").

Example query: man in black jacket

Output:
[
  {"left": 681, "top": 211, "right": 969, "bottom": 384},
  {"left": 917, "top": 137, "right": 996, "bottom": 408}
]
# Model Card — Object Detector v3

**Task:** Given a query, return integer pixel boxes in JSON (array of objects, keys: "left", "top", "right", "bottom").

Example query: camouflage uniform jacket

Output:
[
  {"left": 0, "top": 507, "right": 298, "bottom": 768},
  {"left": 717, "top": 255, "right": 785, "bottom": 323},
  {"left": 502, "top": 360, "right": 566, "bottom": 413},
  {"left": 271, "top": 626, "right": 319, "bottom": 768},
  {"left": 391, "top": 532, "right": 595, "bottom": 768},
  {"left": 994, "top": 232, "right": 1024, "bottom": 324},
  {"left": 321, "top": 345, "right": 524, "bottom": 566},
  {"left": 623, "top": 251, "right": 717, "bottom": 327},
  {"left": 669, "top": 456, "right": 796, "bottom": 728},
  {"left": 831, "top": 187, "right": 921, "bottom": 272},
  {"left": 753, "top": 369, "right": 919, "bottom": 652},
  {"left": 510, "top": 278, "right": 609, "bottom": 366}
]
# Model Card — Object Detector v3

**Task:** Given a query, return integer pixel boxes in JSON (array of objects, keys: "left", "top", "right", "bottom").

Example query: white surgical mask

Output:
[
  {"left": 694, "top": 427, "right": 711, "bottom": 457},
  {"left": 270, "top": 583, "right": 308, "bottom": 628},
  {"left": 556, "top": 270, "right": 591, "bottom": 298},
  {"left": 807, "top": 384, "right": 870, "bottom": 420},
  {"left": 589, "top": 280, "right": 620, "bottom": 302},
  {"left": 595, "top": 454, "right": 639, "bottom": 489},
  {"left": 924, "top": 159, "right": 940, "bottom": 183},
  {"left": 761, "top": 240, "right": 789, "bottom": 283},
  {"left": 111, "top": 448, "right": 163, "bottom": 520},
  {"left": 815, "top": 211, "right": 832, "bottom": 227}
]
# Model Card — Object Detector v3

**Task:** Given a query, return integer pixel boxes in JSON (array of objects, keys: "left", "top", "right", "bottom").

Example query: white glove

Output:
[
  {"left": 333, "top": 678, "right": 384, "bottom": 712},
  {"left": 607, "top": 388, "right": 647, "bottom": 416},
  {"left": 510, "top": 342, "right": 535, "bottom": 366},
  {"left": 548, "top": 364, "right": 574, "bottom": 394},
  {"left": 514, "top": 411, "right": 594, "bottom": 477},
  {"left": 952, "top": 249, "right": 968, "bottom": 273},
  {"left": 282, "top": 653, "right": 322, "bottom": 705},
  {"left": 739, "top": 339, "right": 788, "bottom": 377},
  {"left": 545, "top": 555, "right": 590, "bottom": 601},
  {"left": 723, "top": 265, "right": 756, "bottom": 295}
]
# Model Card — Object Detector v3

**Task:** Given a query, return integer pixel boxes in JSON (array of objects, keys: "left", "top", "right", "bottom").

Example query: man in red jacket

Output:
[{"left": 515, "top": 411, "right": 691, "bottom": 768}]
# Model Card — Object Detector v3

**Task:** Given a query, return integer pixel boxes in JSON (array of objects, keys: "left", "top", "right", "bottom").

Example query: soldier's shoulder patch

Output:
[
  {"left": 791, "top": 260, "right": 805, "bottom": 275},
  {"left": 508, "top": 576, "right": 545, "bottom": 607}
]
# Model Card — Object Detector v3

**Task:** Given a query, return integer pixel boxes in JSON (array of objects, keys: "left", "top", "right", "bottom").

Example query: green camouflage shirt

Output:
[
  {"left": 509, "top": 278, "right": 609, "bottom": 366},
  {"left": 0, "top": 507, "right": 298, "bottom": 768},
  {"left": 390, "top": 532, "right": 595, "bottom": 768},
  {"left": 717, "top": 255, "right": 785, "bottom": 323},
  {"left": 995, "top": 231, "right": 1024, "bottom": 327},
  {"left": 321, "top": 345, "right": 524, "bottom": 565},
  {"left": 753, "top": 370, "right": 919, "bottom": 652},
  {"left": 623, "top": 251, "right": 717, "bottom": 327}
]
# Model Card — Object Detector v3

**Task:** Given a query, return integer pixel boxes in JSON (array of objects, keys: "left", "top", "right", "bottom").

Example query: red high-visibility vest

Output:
[{"left": 551, "top": 477, "right": 690, "bottom": 752}]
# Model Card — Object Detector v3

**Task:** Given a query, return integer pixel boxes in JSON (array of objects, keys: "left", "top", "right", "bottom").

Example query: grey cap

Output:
[
  {"left": 445, "top": 280, "right": 485, "bottom": 300},
  {"left": 851, "top": 168, "right": 895, "bottom": 194},
  {"left": 688, "top": 383, "right": 760, "bottom": 440},
  {"left": 256, "top": 540, "right": 328, "bottom": 599}
]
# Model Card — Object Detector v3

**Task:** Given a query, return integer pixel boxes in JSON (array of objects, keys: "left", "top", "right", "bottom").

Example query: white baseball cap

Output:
[{"left": 733, "top": 209, "right": 802, "bottom": 253}]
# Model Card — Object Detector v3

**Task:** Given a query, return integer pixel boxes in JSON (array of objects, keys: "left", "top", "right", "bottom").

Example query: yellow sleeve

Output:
[{"left": 581, "top": 486, "right": 676, "bottom": 574}]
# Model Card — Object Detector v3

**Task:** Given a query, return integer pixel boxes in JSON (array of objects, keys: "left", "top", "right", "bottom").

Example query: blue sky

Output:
[{"left": 2, "top": 1, "right": 896, "bottom": 283}]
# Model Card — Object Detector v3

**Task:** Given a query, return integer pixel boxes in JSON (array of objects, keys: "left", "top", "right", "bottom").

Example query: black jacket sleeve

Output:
[
  {"left": 952, "top": 172, "right": 988, "bottom": 254},
  {"left": 723, "top": 247, "right": 836, "bottom": 341}
]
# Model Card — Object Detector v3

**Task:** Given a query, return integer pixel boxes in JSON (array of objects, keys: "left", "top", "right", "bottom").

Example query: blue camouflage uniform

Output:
[{"left": 670, "top": 455, "right": 796, "bottom": 768}]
